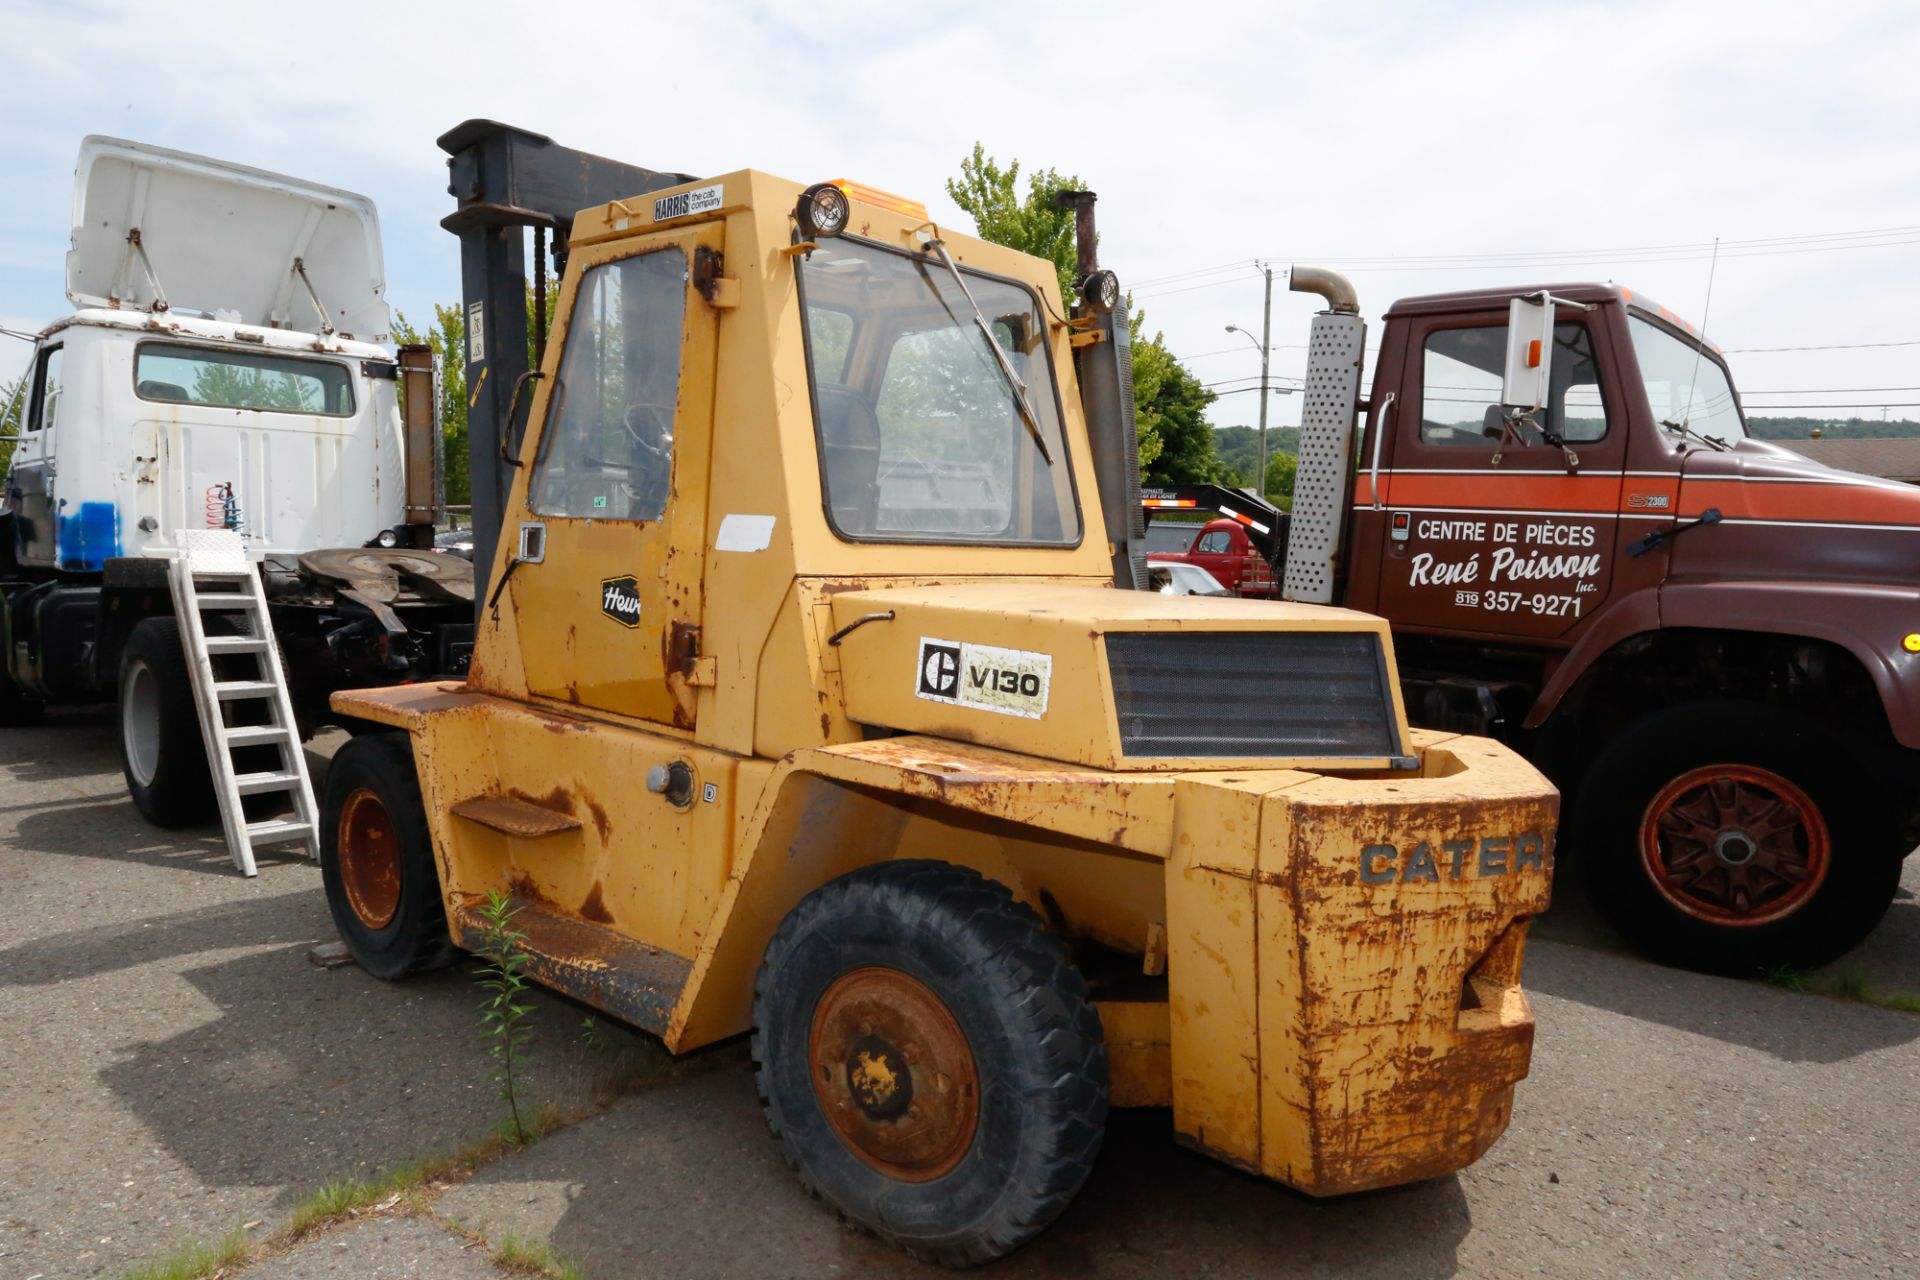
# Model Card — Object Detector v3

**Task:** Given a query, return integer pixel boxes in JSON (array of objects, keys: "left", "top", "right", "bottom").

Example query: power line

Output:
[
  {"left": 1273, "top": 223, "right": 1920, "bottom": 268},
  {"left": 1725, "top": 339, "right": 1920, "bottom": 353},
  {"left": 1741, "top": 385, "right": 1920, "bottom": 394},
  {"left": 1130, "top": 260, "right": 1255, "bottom": 289},
  {"left": 1134, "top": 225, "right": 1920, "bottom": 298}
]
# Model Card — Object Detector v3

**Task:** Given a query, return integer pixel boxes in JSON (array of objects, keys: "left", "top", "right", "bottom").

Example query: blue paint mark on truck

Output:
[{"left": 56, "top": 501, "right": 122, "bottom": 571}]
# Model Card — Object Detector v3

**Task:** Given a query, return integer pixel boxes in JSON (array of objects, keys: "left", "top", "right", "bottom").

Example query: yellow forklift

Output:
[{"left": 320, "top": 121, "right": 1557, "bottom": 1265}]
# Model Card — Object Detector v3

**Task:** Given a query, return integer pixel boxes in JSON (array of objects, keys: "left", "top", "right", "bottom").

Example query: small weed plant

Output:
[{"left": 476, "top": 888, "right": 536, "bottom": 1145}]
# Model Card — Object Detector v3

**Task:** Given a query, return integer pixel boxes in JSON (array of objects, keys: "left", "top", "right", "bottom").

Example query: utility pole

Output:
[
  {"left": 1226, "top": 262, "right": 1278, "bottom": 497},
  {"left": 1256, "top": 261, "right": 1273, "bottom": 495}
]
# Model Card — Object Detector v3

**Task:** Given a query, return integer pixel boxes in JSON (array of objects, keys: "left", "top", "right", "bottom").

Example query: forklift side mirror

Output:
[{"left": 1501, "top": 293, "right": 1554, "bottom": 412}]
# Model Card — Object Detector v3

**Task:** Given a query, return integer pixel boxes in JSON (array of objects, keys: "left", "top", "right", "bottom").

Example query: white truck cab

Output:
[
  {"left": 9, "top": 137, "right": 406, "bottom": 568},
  {"left": 0, "top": 138, "right": 468, "bottom": 839}
]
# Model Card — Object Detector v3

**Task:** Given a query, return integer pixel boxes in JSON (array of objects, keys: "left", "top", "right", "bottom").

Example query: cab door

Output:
[
  {"left": 1189, "top": 525, "right": 1237, "bottom": 587},
  {"left": 9, "top": 343, "right": 63, "bottom": 567},
  {"left": 507, "top": 223, "right": 720, "bottom": 728},
  {"left": 1372, "top": 313, "right": 1629, "bottom": 642}
]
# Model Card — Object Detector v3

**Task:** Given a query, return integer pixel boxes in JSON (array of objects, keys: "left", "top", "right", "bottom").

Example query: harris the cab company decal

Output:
[
  {"left": 915, "top": 637, "right": 1052, "bottom": 719},
  {"left": 601, "top": 575, "right": 641, "bottom": 628}
]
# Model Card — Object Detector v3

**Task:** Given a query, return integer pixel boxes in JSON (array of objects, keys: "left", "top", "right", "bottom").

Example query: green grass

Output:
[
  {"left": 1764, "top": 964, "right": 1813, "bottom": 993},
  {"left": 118, "top": 1227, "right": 253, "bottom": 1280},
  {"left": 494, "top": 1230, "right": 587, "bottom": 1279},
  {"left": 1765, "top": 964, "right": 1920, "bottom": 1014},
  {"left": 285, "top": 1148, "right": 473, "bottom": 1237}
]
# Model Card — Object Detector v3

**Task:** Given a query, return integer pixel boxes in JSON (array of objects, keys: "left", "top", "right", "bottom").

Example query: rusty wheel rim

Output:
[
  {"left": 807, "top": 966, "right": 979, "bottom": 1182},
  {"left": 338, "top": 787, "right": 403, "bottom": 930},
  {"left": 1639, "top": 764, "right": 1830, "bottom": 927}
]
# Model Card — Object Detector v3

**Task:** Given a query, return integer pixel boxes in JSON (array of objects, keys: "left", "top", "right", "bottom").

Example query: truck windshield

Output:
[
  {"left": 798, "top": 238, "right": 1079, "bottom": 545},
  {"left": 1628, "top": 315, "right": 1747, "bottom": 445}
]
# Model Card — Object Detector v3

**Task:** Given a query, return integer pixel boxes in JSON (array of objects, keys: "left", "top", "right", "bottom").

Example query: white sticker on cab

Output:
[{"left": 914, "top": 637, "right": 1052, "bottom": 719}]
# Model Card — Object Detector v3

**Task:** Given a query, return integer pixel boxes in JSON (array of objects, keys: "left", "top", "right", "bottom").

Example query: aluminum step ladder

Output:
[{"left": 169, "top": 530, "right": 320, "bottom": 875}]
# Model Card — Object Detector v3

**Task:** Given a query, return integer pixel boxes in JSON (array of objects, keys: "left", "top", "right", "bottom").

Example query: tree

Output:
[
  {"left": 945, "top": 144, "right": 1081, "bottom": 304},
  {"left": 391, "top": 283, "right": 556, "bottom": 508},
  {"left": 946, "top": 145, "right": 1222, "bottom": 485},
  {"left": 1132, "top": 308, "right": 1220, "bottom": 486},
  {"left": 0, "top": 377, "right": 22, "bottom": 475},
  {"left": 1263, "top": 448, "right": 1297, "bottom": 510}
]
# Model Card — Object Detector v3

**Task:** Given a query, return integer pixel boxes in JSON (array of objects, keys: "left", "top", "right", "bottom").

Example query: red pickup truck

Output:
[{"left": 1147, "top": 516, "right": 1279, "bottom": 596}]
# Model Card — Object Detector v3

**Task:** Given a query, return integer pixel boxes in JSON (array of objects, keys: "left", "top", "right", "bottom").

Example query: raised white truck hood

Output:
[{"left": 67, "top": 136, "right": 389, "bottom": 341}]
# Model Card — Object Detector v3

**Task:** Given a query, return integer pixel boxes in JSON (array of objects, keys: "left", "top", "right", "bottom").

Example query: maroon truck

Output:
[{"left": 1153, "top": 269, "right": 1920, "bottom": 973}]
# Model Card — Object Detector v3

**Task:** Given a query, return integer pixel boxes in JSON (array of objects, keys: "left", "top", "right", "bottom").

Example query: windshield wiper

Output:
[
  {"left": 924, "top": 238, "right": 1053, "bottom": 465},
  {"left": 1659, "top": 418, "right": 1730, "bottom": 451}
]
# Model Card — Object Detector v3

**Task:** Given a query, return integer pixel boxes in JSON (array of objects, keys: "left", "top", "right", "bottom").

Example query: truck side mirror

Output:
[{"left": 1501, "top": 293, "right": 1554, "bottom": 413}]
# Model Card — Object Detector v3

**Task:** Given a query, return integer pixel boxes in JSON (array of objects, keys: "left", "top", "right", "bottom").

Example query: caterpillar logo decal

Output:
[
  {"left": 915, "top": 636, "right": 1051, "bottom": 719},
  {"left": 1356, "top": 832, "right": 1552, "bottom": 885},
  {"left": 601, "top": 575, "right": 641, "bottom": 628}
]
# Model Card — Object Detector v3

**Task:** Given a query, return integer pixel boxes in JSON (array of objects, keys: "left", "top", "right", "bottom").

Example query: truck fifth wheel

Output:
[{"left": 321, "top": 125, "right": 1558, "bottom": 1265}]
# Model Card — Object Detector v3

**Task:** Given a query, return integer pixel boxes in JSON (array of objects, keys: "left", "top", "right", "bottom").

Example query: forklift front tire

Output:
[
  {"left": 118, "top": 617, "right": 216, "bottom": 827},
  {"left": 320, "top": 732, "right": 456, "bottom": 979},
  {"left": 752, "top": 859, "right": 1108, "bottom": 1267}
]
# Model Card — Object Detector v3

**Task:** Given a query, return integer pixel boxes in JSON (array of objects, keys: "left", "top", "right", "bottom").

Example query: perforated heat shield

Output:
[{"left": 1282, "top": 312, "right": 1367, "bottom": 603}]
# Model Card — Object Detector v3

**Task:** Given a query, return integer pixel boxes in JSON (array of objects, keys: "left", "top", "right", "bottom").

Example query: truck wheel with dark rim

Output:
[
  {"left": 118, "top": 617, "right": 216, "bottom": 827},
  {"left": 1579, "top": 700, "right": 1902, "bottom": 973},
  {"left": 752, "top": 860, "right": 1107, "bottom": 1267},
  {"left": 320, "top": 732, "right": 455, "bottom": 979}
]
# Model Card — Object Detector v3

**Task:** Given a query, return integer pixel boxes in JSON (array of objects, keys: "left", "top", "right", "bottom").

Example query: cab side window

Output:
[
  {"left": 1196, "top": 530, "right": 1231, "bottom": 553},
  {"left": 1419, "top": 323, "right": 1607, "bottom": 446},
  {"left": 529, "top": 248, "right": 687, "bottom": 522},
  {"left": 28, "top": 346, "right": 63, "bottom": 432}
]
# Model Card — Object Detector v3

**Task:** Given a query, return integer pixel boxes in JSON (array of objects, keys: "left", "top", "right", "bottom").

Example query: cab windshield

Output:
[
  {"left": 1628, "top": 315, "right": 1748, "bottom": 445},
  {"left": 798, "top": 237, "right": 1079, "bottom": 545}
]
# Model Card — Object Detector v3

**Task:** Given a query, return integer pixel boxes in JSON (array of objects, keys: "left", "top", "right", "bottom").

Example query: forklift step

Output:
[
  {"left": 450, "top": 794, "right": 583, "bottom": 838},
  {"left": 214, "top": 680, "right": 278, "bottom": 700},
  {"left": 194, "top": 594, "right": 258, "bottom": 610},
  {"left": 454, "top": 899, "right": 691, "bottom": 1036}
]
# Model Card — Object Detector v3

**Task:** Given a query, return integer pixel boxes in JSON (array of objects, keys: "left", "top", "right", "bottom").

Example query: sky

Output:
[{"left": 5, "top": 0, "right": 1920, "bottom": 435}]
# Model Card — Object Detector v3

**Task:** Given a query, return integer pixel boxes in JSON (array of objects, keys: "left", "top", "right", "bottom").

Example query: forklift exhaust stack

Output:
[{"left": 1058, "top": 188, "right": 1148, "bottom": 590}]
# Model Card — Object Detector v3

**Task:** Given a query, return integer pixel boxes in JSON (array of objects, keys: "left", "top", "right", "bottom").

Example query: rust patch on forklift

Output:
[
  {"left": 506, "top": 870, "right": 559, "bottom": 910},
  {"left": 584, "top": 794, "right": 612, "bottom": 843},
  {"left": 511, "top": 785, "right": 577, "bottom": 816},
  {"left": 580, "top": 882, "right": 615, "bottom": 924}
]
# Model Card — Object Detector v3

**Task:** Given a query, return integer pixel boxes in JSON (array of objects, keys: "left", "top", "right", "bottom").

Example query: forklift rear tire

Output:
[
  {"left": 1579, "top": 700, "right": 1902, "bottom": 974},
  {"left": 320, "top": 732, "right": 456, "bottom": 979},
  {"left": 752, "top": 860, "right": 1107, "bottom": 1267},
  {"left": 119, "top": 617, "right": 217, "bottom": 828}
]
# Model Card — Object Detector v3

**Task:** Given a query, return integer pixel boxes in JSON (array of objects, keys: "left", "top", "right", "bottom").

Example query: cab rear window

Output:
[{"left": 134, "top": 343, "right": 356, "bottom": 416}]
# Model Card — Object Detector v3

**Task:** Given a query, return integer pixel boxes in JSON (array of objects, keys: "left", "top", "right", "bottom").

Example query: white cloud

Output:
[{"left": 1, "top": 0, "right": 1917, "bottom": 429}]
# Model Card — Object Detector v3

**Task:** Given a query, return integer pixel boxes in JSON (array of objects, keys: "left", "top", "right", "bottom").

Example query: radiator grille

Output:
[{"left": 1107, "top": 631, "right": 1401, "bottom": 759}]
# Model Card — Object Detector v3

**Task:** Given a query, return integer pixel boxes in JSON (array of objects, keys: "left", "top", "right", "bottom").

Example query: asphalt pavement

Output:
[{"left": 1, "top": 708, "right": 1916, "bottom": 1279}]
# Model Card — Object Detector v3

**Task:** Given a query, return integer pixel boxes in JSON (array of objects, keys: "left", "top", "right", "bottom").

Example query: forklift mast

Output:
[{"left": 438, "top": 119, "right": 693, "bottom": 604}]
